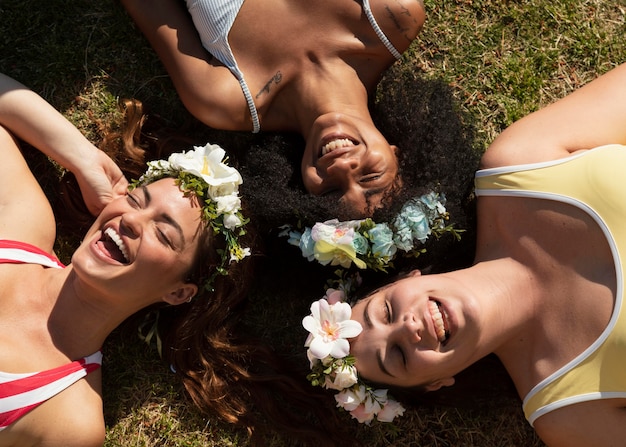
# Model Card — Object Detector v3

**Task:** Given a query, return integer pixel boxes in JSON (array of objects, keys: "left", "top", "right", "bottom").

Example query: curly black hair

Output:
[{"left": 238, "top": 66, "right": 480, "bottom": 275}]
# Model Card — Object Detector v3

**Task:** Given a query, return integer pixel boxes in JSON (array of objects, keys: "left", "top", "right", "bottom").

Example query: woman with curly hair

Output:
[{"left": 121, "top": 0, "right": 426, "bottom": 217}]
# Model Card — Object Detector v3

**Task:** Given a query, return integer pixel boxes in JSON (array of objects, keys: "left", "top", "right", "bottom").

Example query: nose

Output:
[
  {"left": 323, "top": 157, "right": 360, "bottom": 192},
  {"left": 119, "top": 210, "right": 143, "bottom": 239},
  {"left": 326, "top": 156, "right": 359, "bottom": 180},
  {"left": 400, "top": 313, "right": 422, "bottom": 344}
]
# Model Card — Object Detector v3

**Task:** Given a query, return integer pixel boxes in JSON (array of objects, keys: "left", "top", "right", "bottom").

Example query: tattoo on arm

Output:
[
  {"left": 256, "top": 71, "right": 283, "bottom": 98},
  {"left": 386, "top": 3, "right": 419, "bottom": 43}
]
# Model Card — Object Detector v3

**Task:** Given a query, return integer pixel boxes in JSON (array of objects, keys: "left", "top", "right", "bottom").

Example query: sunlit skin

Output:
[
  {"left": 120, "top": 0, "right": 424, "bottom": 217},
  {"left": 301, "top": 113, "right": 399, "bottom": 216},
  {"left": 349, "top": 271, "right": 493, "bottom": 391},
  {"left": 71, "top": 178, "right": 204, "bottom": 308}
]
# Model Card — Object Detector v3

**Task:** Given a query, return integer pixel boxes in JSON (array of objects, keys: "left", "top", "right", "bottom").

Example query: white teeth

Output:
[
  {"left": 104, "top": 228, "right": 129, "bottom": 263},
  {"left": 428, "top": 300, "right": 448, "bottom": 343},
  {"left": 321, "top": 138, "right": 355, "bottom": 155}
]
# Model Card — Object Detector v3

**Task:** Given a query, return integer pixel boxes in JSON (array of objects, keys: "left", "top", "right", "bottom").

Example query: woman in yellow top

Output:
[
  {"left": 302, "top": 63, "right": 626, "bottom": 446},
  {"left": 121, "top": 0, "right": 425, "bottom": 217}
]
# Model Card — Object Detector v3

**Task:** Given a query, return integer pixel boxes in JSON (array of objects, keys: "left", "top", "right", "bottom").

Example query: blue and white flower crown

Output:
[
  {"left": 303, "top": 282, "right": 405, "bottom": 424},
  {"left": 282, "top": 191, "right": 461, "bottom": 271},
  {"left": 132, "top": 143, "right": 250, "bottom": 291},
  {"left": 298, "top": 192, "right": 463, "bottom": 424}
]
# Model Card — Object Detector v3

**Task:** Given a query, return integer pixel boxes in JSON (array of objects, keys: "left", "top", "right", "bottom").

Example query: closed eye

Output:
[
  {"left": 395, "top": 345, "right": 406, "bottom": 367},
  {"left": 156, "top": 226, "right": 174, "bottom": 248},
  {"left": 127, "top": 190, "right": 178, "bottom": 250},
  {"left": 384, "top": 300, "right": 391, "bottom": 323},
  {"left": 360, "top": 173, "right": 382, "bottom": 183},
  {"left": 126, "top": 192, "right": 141, "bottom": 208}
]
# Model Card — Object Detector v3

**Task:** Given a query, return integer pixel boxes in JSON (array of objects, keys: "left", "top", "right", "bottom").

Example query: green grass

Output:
[{"left": 1, "top": 0, "right": 625, "bottom": 445}]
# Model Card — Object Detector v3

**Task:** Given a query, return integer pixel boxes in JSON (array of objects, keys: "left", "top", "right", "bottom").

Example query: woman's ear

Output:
[
  {"left": 424, "top": 377, "right": 455, "bottom": 392},
  {"left": 162, "top": 283, "right": 198, "bottom": 305}
]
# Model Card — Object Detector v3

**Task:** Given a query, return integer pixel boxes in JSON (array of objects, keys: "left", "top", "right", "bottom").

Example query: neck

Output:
[
  {"left": 458, "top": 259, "right": 539, "bottom": 358},
  {"left": 45, "top": 266, "right": 149, "bottom": 359}
]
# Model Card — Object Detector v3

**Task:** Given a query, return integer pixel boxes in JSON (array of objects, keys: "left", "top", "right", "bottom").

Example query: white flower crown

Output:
[
  {"left": 133, "top": 143, "right": 250, "bottom": 291},
  {"left": 282, "top": 192, "right": 461, "bottom": 271},
  {"left": 303, "top": 286, "right": 405, "bottom": 424}
]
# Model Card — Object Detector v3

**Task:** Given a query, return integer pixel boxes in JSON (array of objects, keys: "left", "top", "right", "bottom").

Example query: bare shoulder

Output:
[
  {"left": 482, "top": 64, "right": 626, "bottom": 170},
  {"left": 479, "top": 110, "right": 574, "bottom": 169},
  {"left": 533, "top": 399, "right": 626, "bottom": 447},
  {"left": 370, "top": 0, "right": 426, "bottom": 51}
]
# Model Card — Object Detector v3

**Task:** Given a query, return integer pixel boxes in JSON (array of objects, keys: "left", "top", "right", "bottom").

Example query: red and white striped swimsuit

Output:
[{"left": 0, "top": 240, "right": 102, "bottom": 431}]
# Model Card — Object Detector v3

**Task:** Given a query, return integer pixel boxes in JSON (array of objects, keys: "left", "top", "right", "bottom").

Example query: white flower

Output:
[
  {"left": 310, "top": 220, "right": 367, "bottom": 269},
  {"left": 214, "top": 193, "right": 241, "bottom": 214},
  {"left": 224, "top": 213, "right": 242, "bottom": 230},
  {"left": 302, "top": 299, "right": 362, "bottom": 360},
  {"left": 229, "top": 246, "right": 251, "bottom": 263},
  {"left": 334, "top": 385, "right": 366, "bottom": 411},
  {"left": 376, "top": 399, "right": 406, "bottom": 422},
  {"left": 324, "top": 363, "right": 359, "bottom": 390},
  {"left": 169, "top": 143, "right": 242, "bottom": 191}
]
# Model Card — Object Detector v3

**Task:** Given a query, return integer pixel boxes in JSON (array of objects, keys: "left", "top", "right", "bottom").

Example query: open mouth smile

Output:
[
  {"left": 428, "top": 300, "right": 451, "bottom": 344},
  {"left": 99, "top": 227, "right": 130, "bottom": 264},
  {"left": 320, "top": 137, "right": 356, "bottom": 156}
]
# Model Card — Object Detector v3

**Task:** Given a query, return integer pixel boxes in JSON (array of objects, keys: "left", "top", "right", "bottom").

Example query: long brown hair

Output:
[{"left": 59, "top": 99, "right": 350, "bottom": 446}]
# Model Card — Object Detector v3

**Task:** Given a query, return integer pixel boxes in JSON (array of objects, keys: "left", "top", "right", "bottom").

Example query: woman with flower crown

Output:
[
  {"left": 0, "top": 72, "right": 322, "bottom": 446},
  {"left": 0, "top": 71, "right": 359, "bottom": 447},
  {"left": 299, "top": 62, "right": 626, "bottom": 444},
  {"left": 120, "top": 0, "right": 426, "bottom": 218}
]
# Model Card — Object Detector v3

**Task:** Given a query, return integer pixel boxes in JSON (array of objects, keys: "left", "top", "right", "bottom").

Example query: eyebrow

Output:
[
  {"left": 364, "top": 298, "right": 396, "bottom": 378},
  {"left": 364, "top": 186, "right": 386, "bottom": 199},
  {"left": 142, "top": 186, "right": 186, "bottom": 246}
]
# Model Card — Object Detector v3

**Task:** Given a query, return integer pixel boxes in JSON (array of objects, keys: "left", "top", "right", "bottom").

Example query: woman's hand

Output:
[
  {"left": 73, "top": 149, "right": 129, "bottom": 215},
  {"left": 0, "top": 73, "right": 129, "bottom": 214}
]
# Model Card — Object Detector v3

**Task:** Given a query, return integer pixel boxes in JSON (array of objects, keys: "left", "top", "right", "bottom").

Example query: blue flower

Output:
[
  {"left": 299, "top": 228, "right": 316, "bottom": 261},
  {"left": 393, "top": 202, "right": 430, "bottom": 250},
  {"left": 352, "top": 232, "right": 369, "bottom": 255},
  {"left": 369, "top": 223, "right": 397, "bottom": 258}
]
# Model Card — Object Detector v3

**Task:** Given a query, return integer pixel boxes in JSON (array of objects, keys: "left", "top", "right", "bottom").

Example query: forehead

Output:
[{"left": 144, "top": 178, "right": 204, "bottom": 234}]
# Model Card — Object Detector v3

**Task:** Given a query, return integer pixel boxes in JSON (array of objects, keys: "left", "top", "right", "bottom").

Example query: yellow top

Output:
[{"left": 474, "top": 144, "right": 626, "bottom": 426}]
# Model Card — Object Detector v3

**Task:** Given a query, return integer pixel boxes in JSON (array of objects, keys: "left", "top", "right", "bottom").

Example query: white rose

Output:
[
  {"left": 376, "top": 399, "right": 405, "bottom": 422},
  {"left": 223, "top": 213, "right": 242, "bottom": 230},
  {"left": 334, "top": 386, "right": 365, "bottom": 412},
  {"left": 215, "top": 194, "right": 241, "bottom": 214},
  {"left": 324, "top": 364, "right": 358, "bottom": 390}
]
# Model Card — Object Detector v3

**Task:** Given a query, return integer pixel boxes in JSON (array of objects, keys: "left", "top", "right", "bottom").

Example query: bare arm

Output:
[
  {"left": 0, "top": 74, "right": 128, "bottom": 215},
  {"left": 120, "top": 0, "right": 248, "bottom": 129},
  {"left": 372, "top": 0, "right": 426, "bottom": 53},
  {"left": 481, "top": 63, "right": 626, "bottom": 168}
]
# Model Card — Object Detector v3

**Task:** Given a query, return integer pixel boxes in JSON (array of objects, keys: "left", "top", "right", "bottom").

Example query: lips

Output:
[
  {"left": 98, "top": 228, "right": 130, "bottom": 264},
  {"left": 428, "top": 300, "right": 451, "bottom": 344}
]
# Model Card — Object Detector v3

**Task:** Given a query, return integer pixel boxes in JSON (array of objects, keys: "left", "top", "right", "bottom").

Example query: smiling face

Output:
[
  {"left": 71, "top": 178, "right": 205, "bottom": 303},
  {"left": 349, "top": 272, "right": 483, "bottom": 389},
  {"left": 301, "top": 113, "right": 399, "bottom": 217}
]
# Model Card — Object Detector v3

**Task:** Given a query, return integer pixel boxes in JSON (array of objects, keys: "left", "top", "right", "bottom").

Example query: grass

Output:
[{"left": 1, "top": 0, "right": 625, "bottom": 445}]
